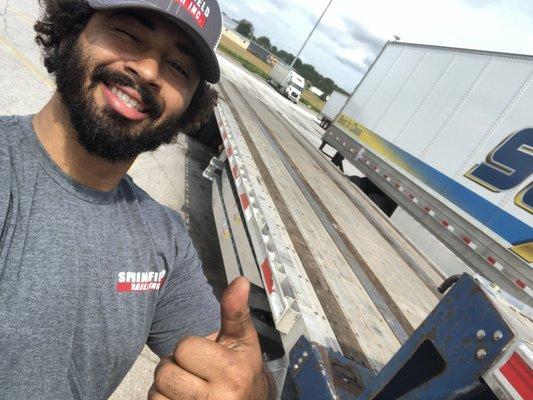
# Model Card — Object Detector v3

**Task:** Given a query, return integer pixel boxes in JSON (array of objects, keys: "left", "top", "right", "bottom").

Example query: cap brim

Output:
[{"left": 87, "top": 0, "right": 220, "bottom": 83}]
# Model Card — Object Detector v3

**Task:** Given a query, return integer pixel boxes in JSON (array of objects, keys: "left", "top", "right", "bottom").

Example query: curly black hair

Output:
[{"left": 34, "top": 0, "right": 218, "bottom": 135}]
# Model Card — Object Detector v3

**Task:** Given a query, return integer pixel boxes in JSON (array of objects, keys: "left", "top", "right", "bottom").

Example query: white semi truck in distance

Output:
[
  {"left": 319, "top": 90, "right": 349, "bottom": 129},
  {"left": 269, "top": 63, "right": 306, "bottom": 104},
  {"left": 203, "top": 42, "right": 532, "bottom": 399}
]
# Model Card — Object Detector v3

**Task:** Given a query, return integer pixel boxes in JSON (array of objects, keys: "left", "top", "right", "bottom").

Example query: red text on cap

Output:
[{"left": 177, "top": 0, "right": 210, "bottom": 28}]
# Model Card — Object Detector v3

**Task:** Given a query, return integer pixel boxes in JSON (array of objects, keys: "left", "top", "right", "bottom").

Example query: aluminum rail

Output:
[
  {"left": 324, "top": 127, "right": 533, "bottom": 304},
  {"left": 213, "top": 100, "right": 341, "bottom": 354}
]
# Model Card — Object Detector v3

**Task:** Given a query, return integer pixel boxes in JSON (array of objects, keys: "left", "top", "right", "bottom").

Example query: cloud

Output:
[
  {"left": 463, "top": 0, "right": 533, "bottom": 14},
  {"left": 334, "top": 53, "right": 368, "bottom": 75},
  {"left": 316, "top": 16, "right": 384, "bottom": 82},
  {"left": 464, "top": 0, "right": 498, "bottom": 7},
  {"left": 219, "top": 0, "right": 533, "bottom": 92},
  {"left": 224, "top": 3, "right": 240, "bottom": 15},
  {"left": 342, "top": 17, "right": 385, "bottom": 55},
  {"left": 266, "top": 0, "right": 294, "bottom": 11}
]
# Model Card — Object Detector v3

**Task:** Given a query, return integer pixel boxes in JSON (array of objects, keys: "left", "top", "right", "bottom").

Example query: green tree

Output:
[
  {"left": 276, "top": 50, "right": 295, "bottom": 64},
  {"left": 236, "top": 19, "right": 254, "bottom": 38},
  {"left": 256, "top": 36, "right": 271, "bottom": 50}
]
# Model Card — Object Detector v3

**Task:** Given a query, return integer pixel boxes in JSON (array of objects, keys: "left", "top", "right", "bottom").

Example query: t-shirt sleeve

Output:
[{"left": 147, "top": 231, "right": 221, "bottom": 357}]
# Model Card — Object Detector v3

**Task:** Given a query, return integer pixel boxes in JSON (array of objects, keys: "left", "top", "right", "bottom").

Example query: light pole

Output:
[{"left": 290, "top": 0, "right": 334, "bottom": 70}]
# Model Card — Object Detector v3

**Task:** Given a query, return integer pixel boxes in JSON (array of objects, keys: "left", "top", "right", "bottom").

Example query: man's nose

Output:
[{"left": 124, "top": 57, "right": 162, "bottom": 90}]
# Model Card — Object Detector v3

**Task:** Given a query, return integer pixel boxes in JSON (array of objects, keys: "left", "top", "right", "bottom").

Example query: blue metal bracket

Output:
[
  {"left": 286, "top": 274, "right": 515, "bottom": 399},
  {"left": 288, "top": 336, "right": 375, "bottom": 400},
  {"left": 358, "top": 274, "right": 514, "bottom": 399}
]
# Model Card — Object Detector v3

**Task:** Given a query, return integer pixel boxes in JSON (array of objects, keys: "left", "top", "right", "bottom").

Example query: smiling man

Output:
[{"left": 0, "top": 0, "right": 270, "bottom": 399}]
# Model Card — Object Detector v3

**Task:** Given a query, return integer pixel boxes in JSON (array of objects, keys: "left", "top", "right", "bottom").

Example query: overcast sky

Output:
[{"left": 218, "top": 0, "right": 533, "bottom": 92}]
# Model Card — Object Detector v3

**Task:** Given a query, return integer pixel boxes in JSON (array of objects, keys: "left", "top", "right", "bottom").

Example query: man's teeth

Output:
[{"left": 109, "top": 86, "right": 144, "bottom": 112}]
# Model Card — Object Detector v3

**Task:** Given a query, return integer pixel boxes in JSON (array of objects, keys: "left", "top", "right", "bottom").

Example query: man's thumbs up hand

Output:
[
  {"left": 149, "top": 278, "right": 269, "bottom": 400},
  {"left": 216, "top": 277, "right": 260, "bottom": 348}
]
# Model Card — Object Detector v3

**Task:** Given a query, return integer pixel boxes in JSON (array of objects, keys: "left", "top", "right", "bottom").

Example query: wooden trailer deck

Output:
[{"left": 217, "top": 68, "right": 445, "bottom": 370}]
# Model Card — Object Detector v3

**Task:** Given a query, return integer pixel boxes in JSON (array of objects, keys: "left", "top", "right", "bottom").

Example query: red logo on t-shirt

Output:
[
  {"left": 176, "top": 0, "right": 210, "bottom": 28},
  {"left": 116, "top": 270, "right": 166, "bottom": 293}
]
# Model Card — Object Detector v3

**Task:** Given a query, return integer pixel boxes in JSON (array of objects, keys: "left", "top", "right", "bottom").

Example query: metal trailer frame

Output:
[
  {"left": 203, "top": 85, "right": 532, "bottom": 400},
  {"left": 288, "top": 274, "right": 532, "bottom": 399},
  {"left": 205, "top": 100, "right": 341, "bottom": 393},
  {"left": 322, "top": 127, "right": 532, "bottom": 304}
]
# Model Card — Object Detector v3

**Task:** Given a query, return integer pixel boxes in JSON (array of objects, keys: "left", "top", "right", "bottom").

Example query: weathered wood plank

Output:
[
  {"left": 255, "top": 105, "right": 439, "bottom": 329},
  {"left": 222, "top": 80, "right": 402, "bottom": 370}
]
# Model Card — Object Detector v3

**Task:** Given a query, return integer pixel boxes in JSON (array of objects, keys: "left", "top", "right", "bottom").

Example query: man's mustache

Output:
[{"left": 90, "top": 66, "right": 163, "bottom": 119}]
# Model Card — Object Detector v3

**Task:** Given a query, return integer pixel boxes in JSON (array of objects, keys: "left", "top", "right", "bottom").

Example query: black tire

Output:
[
  {"left": 368, "top": 193, "right": 398, "bottom": 217},
  {"left": 331, "top": 152, "right": 344, "bottom": 172},
  {"left": 349, "top": 176, "right": 367, "bottom": 190},
  {"left": 191, "top": 113, "right": 222, "bottom": 150}
]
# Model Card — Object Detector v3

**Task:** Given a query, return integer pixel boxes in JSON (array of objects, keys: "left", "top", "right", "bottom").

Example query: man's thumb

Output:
[{"left": 218, "top": 277, "right": 256, "bottom": 342}]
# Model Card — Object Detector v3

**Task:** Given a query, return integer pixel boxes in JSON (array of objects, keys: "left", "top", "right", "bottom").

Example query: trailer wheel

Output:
[
  {"left": 191, "top": 113, "right": 222, "bottom": 150},
  {"left": 368, "top": 193, "right": 398, "bottom": 217},
  {"left": 331, "top": 152, "right": 344, "bottom": 172},
  {"left": 349, "top": 177, "right": 398, "bottom": 217},
  {"left": 349, "top": 175, "right": 366, "bottom": 190}
]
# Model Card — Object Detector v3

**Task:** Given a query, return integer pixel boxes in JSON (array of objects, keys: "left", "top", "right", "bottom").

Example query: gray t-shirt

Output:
[{"left": 0, "top": 115, "right": 220, "bottom": 399}]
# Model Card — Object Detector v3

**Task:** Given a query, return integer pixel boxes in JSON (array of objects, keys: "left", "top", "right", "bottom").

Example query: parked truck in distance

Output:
[
  {"left": 319, "top": 90, "right": 348, "bottom": 129},
  {"left": 268, "top": 62, "right": 306, "bottom": 104}
]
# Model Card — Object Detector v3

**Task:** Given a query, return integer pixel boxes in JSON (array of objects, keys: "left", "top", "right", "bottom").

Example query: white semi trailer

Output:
[
  {"left": 322, "top": 41, "right": 532, "bottom": 303},
  {"left": 203, "top": 43, "right": 532, "bottom": 399},
  {"left": 319, "top": 90, "right": 349, "bottom": 129}
]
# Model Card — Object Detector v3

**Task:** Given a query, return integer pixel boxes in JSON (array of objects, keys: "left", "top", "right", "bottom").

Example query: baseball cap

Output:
[{"left": 87, "top": 0, "right": 222, "bottom": 83}]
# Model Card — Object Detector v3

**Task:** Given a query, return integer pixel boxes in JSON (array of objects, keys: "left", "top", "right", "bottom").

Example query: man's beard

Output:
[{"left": 54, "top": 37, "right": 185, "bottom": 163}]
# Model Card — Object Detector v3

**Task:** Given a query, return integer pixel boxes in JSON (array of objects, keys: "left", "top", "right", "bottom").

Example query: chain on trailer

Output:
[
  {"left": 209, "top": 101, "right": 341, "bottom": 354},
  {"left": 323, "top": 128, "right": 533, "bottom": 304}
]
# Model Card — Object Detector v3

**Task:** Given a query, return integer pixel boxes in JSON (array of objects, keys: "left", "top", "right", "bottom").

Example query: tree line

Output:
[{"left": 235, "top": 19, "right": 349, "bottom": 98}]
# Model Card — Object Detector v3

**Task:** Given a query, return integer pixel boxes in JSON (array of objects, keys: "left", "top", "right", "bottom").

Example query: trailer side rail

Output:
[
  {"left": 324, "top": 127, "right": 532, "bottom": 304},
  {"left": 214, "top": 101, "right": 341, "bottom": 353}
]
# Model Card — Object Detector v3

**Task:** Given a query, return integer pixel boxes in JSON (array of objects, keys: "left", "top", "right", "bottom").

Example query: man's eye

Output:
[
  {"left": 170, "top": 62, "right": 189, "bottom": 79},
  {"left": 115, "top": 28, "right": 140, "bottom": 42}
]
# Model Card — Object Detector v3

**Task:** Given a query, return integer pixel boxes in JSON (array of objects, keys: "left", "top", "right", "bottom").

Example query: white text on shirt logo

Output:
[{"left": 116, "top": 270, "right": 166, "bottom": 293}]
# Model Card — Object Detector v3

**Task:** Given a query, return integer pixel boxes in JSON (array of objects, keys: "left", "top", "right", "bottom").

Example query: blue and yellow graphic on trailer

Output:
[{"left": 336, "top": 114, "right": 533, "bottom": 263}]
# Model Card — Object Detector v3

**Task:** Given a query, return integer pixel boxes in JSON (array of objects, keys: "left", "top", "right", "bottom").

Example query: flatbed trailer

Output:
[
  {"left": 206, "top": 74, "right": 438, "bottom": 370},
  {"left": 202, "top": 65, "right": 533, "bottom": 398}
]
